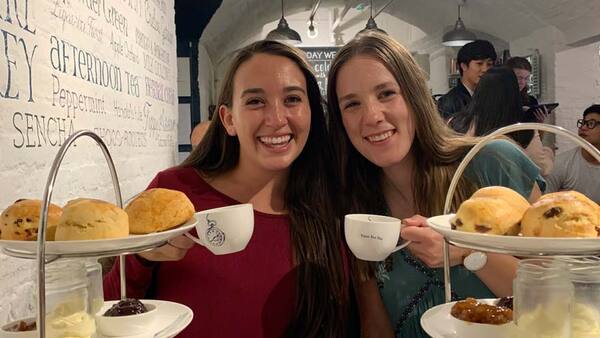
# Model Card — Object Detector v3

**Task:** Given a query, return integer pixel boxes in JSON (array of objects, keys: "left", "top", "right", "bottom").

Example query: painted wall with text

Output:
[{"left": 0, "top": 0, "right": 178, "bottom": 323}]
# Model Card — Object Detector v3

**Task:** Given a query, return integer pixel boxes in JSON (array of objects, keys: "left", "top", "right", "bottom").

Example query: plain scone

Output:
[
  {"left": 125, "top": 188, "right": 195, "bottom": 234},
  {"left": 521, "top": 191, "right": 599, "bottom": 238},
  {"left": 0, "top": 199, "right": 63, "bottom": 241},
  {"left": 55, "top": 198, "right": 129, "bottom": 240}
]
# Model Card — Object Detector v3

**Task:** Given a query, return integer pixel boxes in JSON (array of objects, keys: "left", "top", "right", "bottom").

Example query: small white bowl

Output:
[
  {"left": 0, "top": 318, "right": 37, "bottom": 338},
  {"left": 96, "top": 302, "right": 157, "bottom": 336}
]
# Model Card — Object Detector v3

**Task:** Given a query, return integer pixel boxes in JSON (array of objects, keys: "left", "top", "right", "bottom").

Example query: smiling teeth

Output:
[
  {"left": 367, "top": 131, "right": 393, "bottom": 142},
  {"left": 259, "top": 135, "right": 291, "bottom": 145}
]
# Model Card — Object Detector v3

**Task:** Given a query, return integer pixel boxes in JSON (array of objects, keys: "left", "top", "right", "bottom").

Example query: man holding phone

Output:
[
  {"left": 545, "top": 104, "right": 600, "bottom": 203},
  {"left": 506, "top": 56, "right": 557, "bottom": 123}
]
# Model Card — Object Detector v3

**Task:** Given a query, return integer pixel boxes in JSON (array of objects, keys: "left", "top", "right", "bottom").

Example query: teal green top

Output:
[{"left": 376, "top": 140, "right": 546, "bottom": 337}]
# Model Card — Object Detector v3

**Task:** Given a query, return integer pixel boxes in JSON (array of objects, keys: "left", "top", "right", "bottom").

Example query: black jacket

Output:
[{"left": 437, "top": 81, "right": 471, "bottom": 120}]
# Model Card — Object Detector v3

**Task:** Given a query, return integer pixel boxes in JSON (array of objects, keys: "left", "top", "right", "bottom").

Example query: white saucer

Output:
[
  {"left": 0, "top": 216, "right": 198, "bottom": 256},
  {"left": 420, "top": 301, "right": 457, "bottom": 338},
  {"left": 421, "top": 299, "right": 514, "bottom": 338},
  {"left": 427, "top": 214, "right": 600, "bottom": 255},
  {"left": 97, "top": 300, "right": 193, "bottom": 338}
]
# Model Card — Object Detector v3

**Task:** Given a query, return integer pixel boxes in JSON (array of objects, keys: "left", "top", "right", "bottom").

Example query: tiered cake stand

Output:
[
  {"left": 437, "top": 123, "right": 600, "bottom": 302},
  {"left": 422, "top": 123, "right": 600, "bottom": 337},
  {"left": 0, "top": 130, "right": 194, "bottom": 338}
]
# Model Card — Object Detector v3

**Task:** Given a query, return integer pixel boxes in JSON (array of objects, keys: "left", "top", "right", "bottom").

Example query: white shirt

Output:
[
  {"left": 544, "top": 147, "right": 600, "bottom": 203},
  {"left": 524, "top": 131, "right": 555, "bottom": 176}
]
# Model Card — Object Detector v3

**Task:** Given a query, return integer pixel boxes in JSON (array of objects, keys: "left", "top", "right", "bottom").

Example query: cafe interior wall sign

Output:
[
  {"left": 0, "top": 0, "right": 179, "bottom": 209},
  {"left": 0, "top": 0, "right": 178, "bottom": 322}
]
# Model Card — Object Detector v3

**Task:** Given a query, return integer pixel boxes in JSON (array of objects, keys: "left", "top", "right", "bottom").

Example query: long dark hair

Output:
[
  {"left": 327, "top": 32, "right": 478, "bottom": 280},
  {"left": 450, "top": 66, "right": 534, "bottom": 147},
  {"left": 181, "top": 40, "right": 348, "bottom": 337}
]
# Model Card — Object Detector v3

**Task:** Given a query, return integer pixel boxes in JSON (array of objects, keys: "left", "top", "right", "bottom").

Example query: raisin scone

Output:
[
  {"left": 0, "top": 199, "right": 62, "bottom": 241},
  {"left": 471, "top": 186, "right": 530, "bottom": 217},
  {"left": 521, "top": 192, "right": 599, "bottom": 237},
  {"left": 451, "top": 197, "right": 522, "bottom": 235}
]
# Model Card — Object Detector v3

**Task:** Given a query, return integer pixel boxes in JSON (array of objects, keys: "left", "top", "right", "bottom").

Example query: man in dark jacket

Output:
[{"left": 437, "top": 40, "right": 497, "bottom": 120}]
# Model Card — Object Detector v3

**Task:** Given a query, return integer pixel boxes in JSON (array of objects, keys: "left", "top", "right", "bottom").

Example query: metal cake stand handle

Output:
[
  {"left": 441, "top": 123, "right": 600, "bottom": 303},
  {"left": 35, "top": 130, "right": 128, "bottom": 338}
]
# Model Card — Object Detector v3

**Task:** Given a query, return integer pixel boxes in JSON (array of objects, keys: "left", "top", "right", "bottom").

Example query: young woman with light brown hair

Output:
[{"left": 327, "top": 32, "right": 544, "bottom": 337}]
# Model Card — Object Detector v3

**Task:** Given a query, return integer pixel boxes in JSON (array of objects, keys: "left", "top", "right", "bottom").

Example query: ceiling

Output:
[{"left": 176, "top": 0, "right": 600, "bottom": 63}]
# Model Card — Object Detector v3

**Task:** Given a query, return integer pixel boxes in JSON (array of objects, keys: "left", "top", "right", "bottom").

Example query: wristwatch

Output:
[{"left": 463, "top": 251, "right": 487, "bottom": 271}]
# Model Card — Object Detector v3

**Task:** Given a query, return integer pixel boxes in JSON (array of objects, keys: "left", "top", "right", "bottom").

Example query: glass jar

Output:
[
  {"left": 84, "top": 258, "right": 104, "bottom": 315},
  {"left": 513, "top": 258, "right": 573, "bottom": 338},
  {"left": 44, "top": 260, "right": 96, "bottom": 338},
  {"left": 563, "top": 257, "right": 600, "bottom": 337}
]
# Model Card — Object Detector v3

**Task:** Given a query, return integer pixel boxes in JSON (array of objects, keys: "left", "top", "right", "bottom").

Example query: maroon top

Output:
[{"left": 104, "top": 167, "right": 302, "bottom": 337}]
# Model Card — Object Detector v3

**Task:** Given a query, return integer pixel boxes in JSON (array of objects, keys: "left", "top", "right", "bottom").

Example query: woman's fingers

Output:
[{"left": 138, "top": 235, "right": 196, "bottom": 261}]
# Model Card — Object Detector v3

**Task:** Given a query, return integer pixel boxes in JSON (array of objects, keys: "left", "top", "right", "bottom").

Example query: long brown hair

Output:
[
  {"left": 327, "top": 32, "right": 477, "bottom": 280},
  {"left": 181, "top": 40, "right": 348, "bottom": 337}
]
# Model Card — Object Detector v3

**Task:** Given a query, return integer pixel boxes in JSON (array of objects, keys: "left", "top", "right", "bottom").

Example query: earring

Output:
[{"left": 226, "top": 127, "right": 237, "bottom": 136}]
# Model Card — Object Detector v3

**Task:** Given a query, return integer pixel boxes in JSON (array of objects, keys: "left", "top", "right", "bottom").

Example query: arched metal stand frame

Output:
[
  {"left": 441, "top": 123, "right": 600, "bottom": 303},
  {"left": 29, "top": 130, "right": 130, "bottom": 338}
]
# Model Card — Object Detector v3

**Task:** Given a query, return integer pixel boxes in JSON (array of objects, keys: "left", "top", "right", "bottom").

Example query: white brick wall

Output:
[
  {"left": 0, "top": 0, "right": 178, "bottom": 323},
  {"left": 555, "top": 42, "right": 600, "bottom": 153},
  {"left": 0, "top": 256, "right": 36, "bottom": 325}
]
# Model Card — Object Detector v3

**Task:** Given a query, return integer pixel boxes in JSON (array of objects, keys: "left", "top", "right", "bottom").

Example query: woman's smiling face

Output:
[
  {"left": 219, "top": 53, "right": 311, "bottom": 173},
  {"left": 335, "top": 55, "right": 415, "bottom": 168}
]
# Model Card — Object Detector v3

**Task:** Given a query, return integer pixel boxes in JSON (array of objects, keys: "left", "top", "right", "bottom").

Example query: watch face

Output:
[{"left": 464, "top": 252, "right": 487, "bottom": 271}]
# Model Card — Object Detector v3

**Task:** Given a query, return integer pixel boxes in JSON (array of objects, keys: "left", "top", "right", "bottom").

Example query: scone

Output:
[
  {"left": 452, "top": 197, "right": 522, "bottom": 235},
  {"left": 539, "top": 191, "right": 599, "bottom": 210},
  {"left": 0, "top": 199, "right": 63, "bottom": 241},
  {"left": 125, "top": 188, "right": 195, "bottom": 234},
  {"left": 55, "top": 198, "right": 129, "bottom": 240},
  {"left": 521, "top": 192, "right": 599, "bottom": 237},
  {"left": 471, "top": 186, "right": 530, "bottom": 217}
]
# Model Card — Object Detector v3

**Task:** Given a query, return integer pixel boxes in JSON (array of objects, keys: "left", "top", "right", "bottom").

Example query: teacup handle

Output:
[
  {"left": 391, "top": 239, "right": 411, "bottom": 253},
  {"left": 391, "top": 223, "right": 411, "bottom": 253},
  {"left": 184, "top": 232, "right": 205, "bottom": 247}
]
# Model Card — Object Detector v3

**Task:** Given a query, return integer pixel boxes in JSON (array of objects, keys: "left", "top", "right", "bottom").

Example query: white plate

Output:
[
  {"left": 427, "top": 214, "right": 600, "bottom": 255},
  {"left": 420, "top": 299, "right": 513, "bottom": 338},
  {"left": 0, "top": 216, "right": 197, "bottom": 256},
  {"left": 97, "top": 299, "right": 193, "bottom": 338}
]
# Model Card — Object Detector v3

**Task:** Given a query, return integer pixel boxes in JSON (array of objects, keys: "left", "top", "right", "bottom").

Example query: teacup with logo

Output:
[
  {"left": 185, "top": 204, "right": 254, "bottom": 255},
  {"left": 344, "top": 214, "right": 410, "bottom": 261}
]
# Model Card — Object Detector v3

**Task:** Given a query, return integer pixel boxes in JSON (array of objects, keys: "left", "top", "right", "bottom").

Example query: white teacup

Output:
[
  {"left": 185, "top": 204, "right": 254, "bottom": 255},
  {"left": 344, "top": 214, "right": 410, "bottom": 261}
]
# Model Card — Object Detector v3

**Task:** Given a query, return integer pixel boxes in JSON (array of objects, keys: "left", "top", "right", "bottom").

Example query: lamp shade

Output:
[
  {"left": 266, "top": 17, "right": 302, "bottom": 45},
  {"left": 442, "top": 10, "right": 476, "bottom": 47}
]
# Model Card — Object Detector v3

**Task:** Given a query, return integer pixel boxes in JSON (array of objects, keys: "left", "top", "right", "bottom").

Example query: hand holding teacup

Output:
[
  {"left": 185, "top": 204, "right": 254, "bottom": 255},
  {"left": 138, "top": 203, "right": 254, "bottom": 261},
  {"left": 401, "top": 214, "right": 470, "bottom": 268},
  {"left": 138, "top": 235, "right": 196, "bottom": 261},
  {"left": 344, "top": 214, "right": 411, "bottom": 261}
]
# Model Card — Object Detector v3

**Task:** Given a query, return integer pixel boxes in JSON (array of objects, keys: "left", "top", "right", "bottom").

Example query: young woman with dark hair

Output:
[
  {"left": 449, "top": 66, "right": 533, "bottom": 147},
  {"left": 450, "top": 66, "right": 554, "bottom": 175},
  {"left": 104, "top": 40, "right": 351, "bottom": 338}
]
